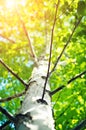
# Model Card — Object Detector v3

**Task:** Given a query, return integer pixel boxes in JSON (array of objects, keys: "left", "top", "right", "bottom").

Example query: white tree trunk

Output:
[{"left": 15, "top": 60, "right": 55, "bottom": 130}]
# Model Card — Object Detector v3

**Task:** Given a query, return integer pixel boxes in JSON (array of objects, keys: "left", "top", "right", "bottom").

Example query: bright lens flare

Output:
[
  {"left": 6, "top": 0, "right": 26, "bottom": 9},
  {"left": 6, "top": 0, "right": 16, "bottom": 9}
]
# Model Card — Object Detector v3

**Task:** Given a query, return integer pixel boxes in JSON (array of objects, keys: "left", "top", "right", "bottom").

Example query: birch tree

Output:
[{"left": 0, "top": 0, "right": 86, "bottom": 130}]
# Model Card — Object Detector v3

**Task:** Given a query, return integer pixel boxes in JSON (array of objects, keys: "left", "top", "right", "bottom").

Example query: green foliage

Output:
[
  {"left": 77, "top": 1, "right": 86, "bottom": 16},
  {"left": 0, "top": 0, "right": 86, "bottom": 130}
]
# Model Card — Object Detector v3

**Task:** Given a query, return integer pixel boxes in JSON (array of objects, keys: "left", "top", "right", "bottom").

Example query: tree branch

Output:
[
  {"left": 41, "top": 0, "right": 60, "bottom": 101},
  {"left": 0, "top": 106, "right": 15, "bottom": 122},
  {"left": 15, "top": 7, "right": 37, "bottom": 65},
  {"left": 50, "top": 70, "right": 86, "bottom": 95},
  {"left": 50, "top": 85, "right": 65, "bottom": 96},
  {"left": 0, "top": 34, "right": 15, "bottom": 43},
  {"left": 68, "top": 71, "right": 86, "bottom": 84},
  {"left": 0, "top": 120, "right": 11, "bottom": 130},
  {"left": 50, "top": 17, "right": 83, "bottom": 75},
  {"left": 71, "top": 119, "right": 86, "bottom": 130},
  {"left": 0, "top": 90, "right": 26, "bottom": 103},
  {"left": 0, "top": 59, "right": 28, "bottom": 88}
]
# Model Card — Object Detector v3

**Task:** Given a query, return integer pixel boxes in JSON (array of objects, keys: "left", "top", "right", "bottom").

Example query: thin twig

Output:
[
  {"left": 41, "top": 0, "right": 60, "bottom": 101},
  {"left": 0, "top": 106, "right": 15, "bottom": 122},
  {"left": 50, "top": 70, "right": 86, "bottom": 95},
  {"left": 0, "top": 120, "right": 11, "bottom": 130},
  {"left": 0, "top": 34, "right": 15, "bottom": 43},
  {"left": 57, "top": 102, "right": 72, "bottom": 119},
  {"left": 56, "top": 0, "right": 74, "bottom": 20},
  {"left": 0, "top": 59, "right": 28, "bottom": 88},
  {"left": 50, "top": 17, "right": 83, "bottom": 75},
  {"left": 0, "top": 90, "right": 26, "bottom": 103},
  {"left": 71, "top": 119, "right": 86, "bottom": 130},
  {"left": 55, "top": 91, "right": 80, "bottom": 119}
]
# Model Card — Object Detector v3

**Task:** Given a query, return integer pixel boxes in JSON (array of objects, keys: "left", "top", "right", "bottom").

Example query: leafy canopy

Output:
[{"left": 0, "top": 0, "right": 86, "bottom": 130}]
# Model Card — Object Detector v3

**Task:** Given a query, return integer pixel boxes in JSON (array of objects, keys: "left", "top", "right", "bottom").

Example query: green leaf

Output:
[{"left": 77, "top": 1, "right": 86, "bottom": 16}]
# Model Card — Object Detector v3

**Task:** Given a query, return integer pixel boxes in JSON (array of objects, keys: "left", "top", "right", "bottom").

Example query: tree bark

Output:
[{"left": 15, "top": 59, "right": 55, "bottom": 130}]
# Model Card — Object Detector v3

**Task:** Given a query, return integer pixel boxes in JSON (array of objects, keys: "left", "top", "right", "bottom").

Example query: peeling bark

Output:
[{"left": 15, "top": 60, "right": 55, "bottom": 130}]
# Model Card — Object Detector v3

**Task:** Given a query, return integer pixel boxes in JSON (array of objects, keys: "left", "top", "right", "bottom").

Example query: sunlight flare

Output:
[
  {"left": 6, "top": 0, "right": 26, "bottom": 9},
  {"left": 6, "top": 0, "right": 16, "bottom": 9}
]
